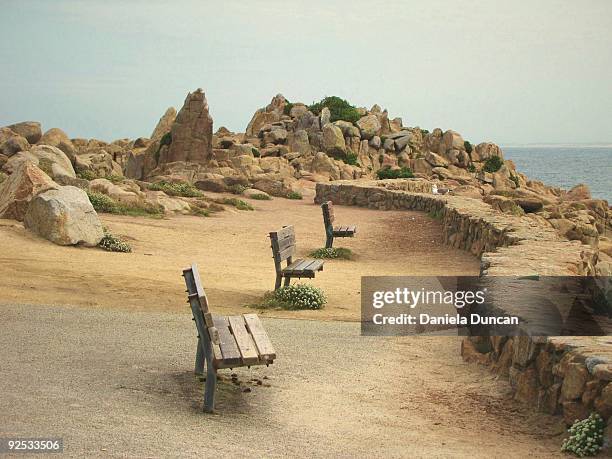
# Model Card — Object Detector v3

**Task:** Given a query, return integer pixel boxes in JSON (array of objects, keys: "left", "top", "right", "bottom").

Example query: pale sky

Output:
[{"left": 1, "top": 0, "right": 611, "bottom": 145}]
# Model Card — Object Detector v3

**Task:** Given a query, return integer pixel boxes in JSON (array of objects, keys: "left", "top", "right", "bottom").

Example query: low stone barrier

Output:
[{"left": 315, "top": 179, "right": 611, "bottom": 425}]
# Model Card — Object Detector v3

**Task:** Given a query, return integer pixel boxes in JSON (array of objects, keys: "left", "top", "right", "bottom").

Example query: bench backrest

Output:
[
  {"left": 322, "top": 201, "right": 335, "bottom": 229},
  {"left": 183, "top": 263, "right": 216, "bottom": 343},
  {"left": 269, "top": 225, "right": 296, "bottom": 271}
]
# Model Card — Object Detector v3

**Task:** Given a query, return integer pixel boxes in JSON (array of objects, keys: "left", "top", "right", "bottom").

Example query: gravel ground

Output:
[{"left": 0, "top": 303, "right": 564, "bottom": 458}]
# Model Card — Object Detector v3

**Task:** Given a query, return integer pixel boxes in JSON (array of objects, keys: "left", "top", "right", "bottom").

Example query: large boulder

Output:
[
  {"left": 24, "top": 186, "right": 104, "bottom": 246},
  {"left": 74, "top": 150, "right": 122, "bottom": 178},
  {"left": 245, "top": 94, "right": 286, "bottom": 137},
  {"left": 7, "top": 122, "right": 42, "bottom": 144},
  {"left": 163, "top": 88, "right": 213, "bottom": 164},
  {"left": 0, "top": 160, "right": 59, "bottom": 221},
  {"left": 322, "top": 124, "right": 346, "bottom": 155},
  {"left": 150, "top": 107, "right": 177, "bottom": 141},
  {"left": 564, "top": 184, "right": 591, "bottom": 201},
  {"left": 356, "top": 115, "right": 381, "bottom": 140},
  {"left": 472, "top": 142, "right": 503, "bottom": 162},
  {"left": 38, "top": 128, "right": 76, "bottom": 161},
  {"left": 0, "top": 134, "right": 30, "bottom": 157},
  {"left": 89, "top": 178, "right": 141, "bottom": 205},
  {"left": 4, "top": 145, "right": 75, "bottom": 180},
  {"left": 310, "top": 151, "right": 341, "bottom": 180},
  {"left": 440, "top": 130, "right": 465, "bottom": 154}
]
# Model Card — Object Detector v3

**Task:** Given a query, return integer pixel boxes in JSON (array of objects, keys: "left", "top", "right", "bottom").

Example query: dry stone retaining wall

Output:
[{"left": 315, "top": 179, "right": 611, "bottom": 426}]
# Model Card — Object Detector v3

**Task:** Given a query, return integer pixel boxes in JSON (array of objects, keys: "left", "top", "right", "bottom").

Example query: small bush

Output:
[
  {"left": 222, "top": 197, "right": 254, "bottom": 210},
  {"left": 467, "top": 163, "right": 476, "bottom": 173},
  {"left": 77, "top": 170, "right": 97, "bottom": 181},
  {"left": 250, "top": 193, "right": 271, "bottom": 200},
  {"left": 251, "top": 147, "right": 261, "bottom": 158},
  {"left": 509, "top": 173, "right": 520, "bottom": 188},
  {"left": 309, "top": 247, "right": 353, "bottom": 260},
  {"left": 343, "top": 152, "right": 359, "bottom": 166},
  {"left": 149, "top": 180, "right": 202, "bottom": 197},
  {"left": 464, "top": 140, "right": 473, "bottom": 154},
  {"left": 376, "top": 166, "right": 414, "bottom": 180},
  {"left": 87, "top": 191, "right": 117, "bottom": 213},
  {"left": 420, "top": 129, "right": 430, "bottom": 136},
  {"left": 229, "top": 184, "right": 247, "bottom": 195},
  {"left": 256, "top": 284, "right": 327, "bottom": 310},
  {"left": 308, "top": 96, "right": 361, "bottom": 123},
  {"left": 87, "top": 190, "right": 164, "bottom": 218},
  {"left": 192, "top": 208, "right": 211, "bottom": 217},
  {"left": 561, "top": 413, "right": 605, "bottom": 456},
  {"left": 286, "top": 191, "right": 303, "bottom": 200},
  {"left": 483, "top": 156, "right": 503, "bottom": 173},
  {"left": 105, "top": 174, "right": 124, "bottom": 184},
  {"left": 99, "top": 229, "right": 132, "bottom": 253},
  {"left": 283, "top": 101, "right": 294, "bottom": 116}
]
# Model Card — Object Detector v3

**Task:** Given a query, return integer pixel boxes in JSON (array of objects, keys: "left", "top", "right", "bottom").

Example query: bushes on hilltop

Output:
[{"left": 308, "top": 96, "right": 361, "bottom": 123}]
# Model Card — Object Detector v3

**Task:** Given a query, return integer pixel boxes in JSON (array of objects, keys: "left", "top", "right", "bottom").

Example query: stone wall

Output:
[{"left": 315, "top": 179, "right": 611, "bottom": 425}]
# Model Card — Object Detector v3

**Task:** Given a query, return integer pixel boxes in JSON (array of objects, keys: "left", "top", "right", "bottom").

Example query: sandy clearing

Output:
[
  {"left": 0, "top": 304, "right": 564, "bottom": 458},
  {"left": 0, "top": 195, "right": 479, "bottom": 321}
]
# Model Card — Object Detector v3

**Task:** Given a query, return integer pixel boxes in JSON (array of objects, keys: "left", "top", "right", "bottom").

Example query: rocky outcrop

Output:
[
  {"left": 161, "top": 89, "right": 213, "bottom": 164},
  {"left": 7, "top": 121, "right": 42, "bottom": 144},
  {"left": 4, "top": 145, "right": 75, "bottom": 181},
  {"left": 0, "top": 161, "right": 58, "bottom": 221},
  {"left": 24, "top": 186, "right": 104, "bottom": 246},
  {"left": 150, "top": 107, "right": 177, "bottom": 141},
  {"left": 38, "top": 128, "right": 76, "bottom": 161}
]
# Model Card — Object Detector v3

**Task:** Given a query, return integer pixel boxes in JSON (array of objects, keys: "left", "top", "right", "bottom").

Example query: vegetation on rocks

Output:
[
  {"left": 309, "top": 247, "right": 353, "bottom": 260},
  {"left": 463, "top": 140, "right": 473, "bottom": 154},
  {"left": 561, "top": 413, "right": 605, "bottom": 456},
  {"left": 286, "top": 191, "right": 303, "bottom": 200},
  {"left": 376, "top": 166, "right": 414, "bottom": 180},
  {"left": 283, "top": 101, "right": 294, "bottom": 115},
  {"left": 148, "top": 180, "right": 202, "bottom": 197},
  {"left": 483, "top": 155, "right": 503, "bottom": 173},
  {"left": 308, "top": 96, "right": 361, "bottom": 123},
  {"left": 222, "top": 197, "right": 254, "bottom": 210},
  {"left": 99, "top": 228, "right": 132, "bottom": 253},
  {"left": 229, "top": 184, "right": 248, "bottom": 195},
  {"left": 343, "top": 152, "right": 359, "bottom": 166},
  {"left": 154, "top": 131, "right": 172, "bottom": 163},
  {"left": 256, "top": 284, "right": 327, "bottom": 310},
  {"left": 250, "top": 193, "right": 271, "bottom": 200},
  {"left": 86, "top": 190, "right": 164, "bottom": 218}
]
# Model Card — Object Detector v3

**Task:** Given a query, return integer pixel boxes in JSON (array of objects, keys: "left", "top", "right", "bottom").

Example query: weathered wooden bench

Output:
[
  {"left": 321, "top": 201, "right": 357, "bottom": 248},
  {"left": 269, "top": 225, "right": 324, "bottom": 290},
  {"left": 182, "top": 263, "right": 276, "bottom": 413}
]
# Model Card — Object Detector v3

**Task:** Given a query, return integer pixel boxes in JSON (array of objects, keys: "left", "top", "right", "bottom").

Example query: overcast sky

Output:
[{"left": 1, "top": 0, "right": 611, "bottom": 145}]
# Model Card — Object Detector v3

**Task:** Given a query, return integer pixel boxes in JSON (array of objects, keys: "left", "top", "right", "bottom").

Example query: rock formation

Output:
[{"left": 150, "top": 107, "right": 177, "bottom": 141}]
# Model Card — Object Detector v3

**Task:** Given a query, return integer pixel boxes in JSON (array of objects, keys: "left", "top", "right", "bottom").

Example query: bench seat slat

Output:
[
  {"left": 243, "top": 314, "right": 276, "bottom": 361},
  {"left": 227, "top": 316, "right": 260, "bottom": 365},
  {"left": 300, "top": 259, "right": 324, "bottom": 272},
  {"left": 212, "top": 316, "right": 242, "bottom": 366},
  {"left": 284, "top": 259, "right": 311, "bottom": 274}
]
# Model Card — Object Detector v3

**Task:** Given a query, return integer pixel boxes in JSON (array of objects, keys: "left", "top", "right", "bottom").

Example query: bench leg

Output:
[
  {"left": 194, "top": 337, "right": 204, "bottom": 375},
  {"left": 325, "top": 234, "right": 334, "bottom": 249},
  {"left": 283, "top": 276, "right": 291, "bottom": 287},
  {"left": 274, "top": 273, "right": 282, "bottom": 290},
  {"left": 201, "top": 339, "right": 217, "bottom": 413}
]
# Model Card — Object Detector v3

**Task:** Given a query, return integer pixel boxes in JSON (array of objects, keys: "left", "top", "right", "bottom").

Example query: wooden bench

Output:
[
  {"left": 321, "top": 201, "right": 357, "bottom": 248},
  {"left": 182, "top": 263, "right": 276, "bottom": 413},
  {"left": 269, "top": 225, "right": 324, "bottom": 290}
]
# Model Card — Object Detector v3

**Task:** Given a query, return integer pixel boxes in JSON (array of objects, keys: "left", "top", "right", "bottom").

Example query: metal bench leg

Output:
[
  {"left": 202, "top": 339, "right": 217, "bottom": 413},
  {"left": 194, "top": 337, "right": 204, "bottom": 375}
]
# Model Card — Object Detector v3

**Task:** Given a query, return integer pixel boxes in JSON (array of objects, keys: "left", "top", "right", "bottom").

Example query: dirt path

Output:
[
  {"left": 0, "top": 195, "right": 478, "bottom": 321},
  {"left": 0, "top": 304, "right": 564, "bottom": 458}
]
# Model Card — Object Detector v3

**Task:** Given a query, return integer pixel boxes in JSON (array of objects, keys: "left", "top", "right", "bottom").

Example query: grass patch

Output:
[
  {"left": 149, "top": 180, "right": 202, "bottom": 197},
  {"left": 286, "top": 191, "right": 303, "bottom": 200},
  {"left": 343, "top": 152, "right": 359, "bottom": 166},
  {"left": 376, "top": 166, "right": 414, "bottom": 180},
  {"left": 222, "top": 197, "right": 254, "bottom": 211},
  {"left": 192, "top": 208, "right": 211, "bottom": 217},
  {"left": 252, "top": 284, "right": 327, "bottom": 310},
  {"left": 76, "top": 170, "right": 124, "bottom": 183},
  {"left": 229, "top": 184, "right": 248, "bottom": 195},
  {"left": 483, "top": 155, "right": 503, "bottom": 173},
  {"left": 87, "top": 191, "right": 164, "bottom": 218},
  {"left": 99, "top": 228, "right": 132, "bottom": 253},
  {"left": 309, "top": 247, "right": 353, "bottom": 260},
  {"left": 308, "top": 96, "right": 361, "bottom": 123},
  {"left": 250, "top": 193, "right": 271, "bottom": 200}
]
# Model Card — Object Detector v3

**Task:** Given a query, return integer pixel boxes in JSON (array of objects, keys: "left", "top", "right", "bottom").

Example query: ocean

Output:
[{"left": 502, "top": 146, "right": 611, "bottom": 203}]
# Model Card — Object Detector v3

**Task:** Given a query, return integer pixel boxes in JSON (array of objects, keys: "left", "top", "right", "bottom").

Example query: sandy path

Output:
[
  {"left": 0, "top": 304, "right": 564, "bottom": 458},
  {"left": 0, "top": 195, "right": 479, "bottom": 321}
]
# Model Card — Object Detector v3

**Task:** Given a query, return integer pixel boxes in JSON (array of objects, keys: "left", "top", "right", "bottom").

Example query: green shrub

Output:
[
  {"left": 561, "top": 413, "right": 605, "bottom": 456},
  {"left": 77, "top": 170, "right": 97, "bottom": 181},
  {"left": 286, "top": 191, "right": 303, "bottom": 200},
  {"left": 483, "top": 156, "right": 503, "bottom": 173},
  {"left": 420, "top": 129, "right": 430, "bottom": 136},
  {"left": 308, "top": 96, "right": 361, "bottom": 123},
  {"left": 250, "top": 193, "right": 271, "bottom": 200},
  {"left": 257, "top": 284, "right": 327, "bottom": 310},
  {"left": 283, "top": 101, "right": 294, "bottom": 116},
  {"left": 154, "top": 132, "right": 172, "bottom": 163},
  {"left": 222, "top": 197, "right": 254, "bottom": 210},
  {"left": 464, "top": 140, "right": 473, "bottom": 154},
  {"left": 86, "top": 190, "right": 164, "bottom": 218},
  {"left": 105, "top": 174, "right": 124, "bottom": 184},
  {"left": 192, "top": 208, "right": 211, "bottom": 217},
  {"left": 376, "top": 166, "right": 414, "bottom": 180},
  {"left": 343, "top": 152, "right": 359, "bottom": 166},
  {"left": 99, "top": 229, "right": 132, "bottom": 253},
  {"left": 467, "top": 163, "right": 476, "bottom": 173},
  {"left": 229, "top": 184, "right": 247, "bottom": 195},
  {"left": 309, "top": 247, "right": 353, "bottom": 260},
  {"left": 509, "top": 173, "right": 520, "bottom": 188},
  {"left": 251, "top": 147, "right": 261, "bottom": 158},
  {"left": 149, "top": 180, "right": 202, "bottom": 197}
]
